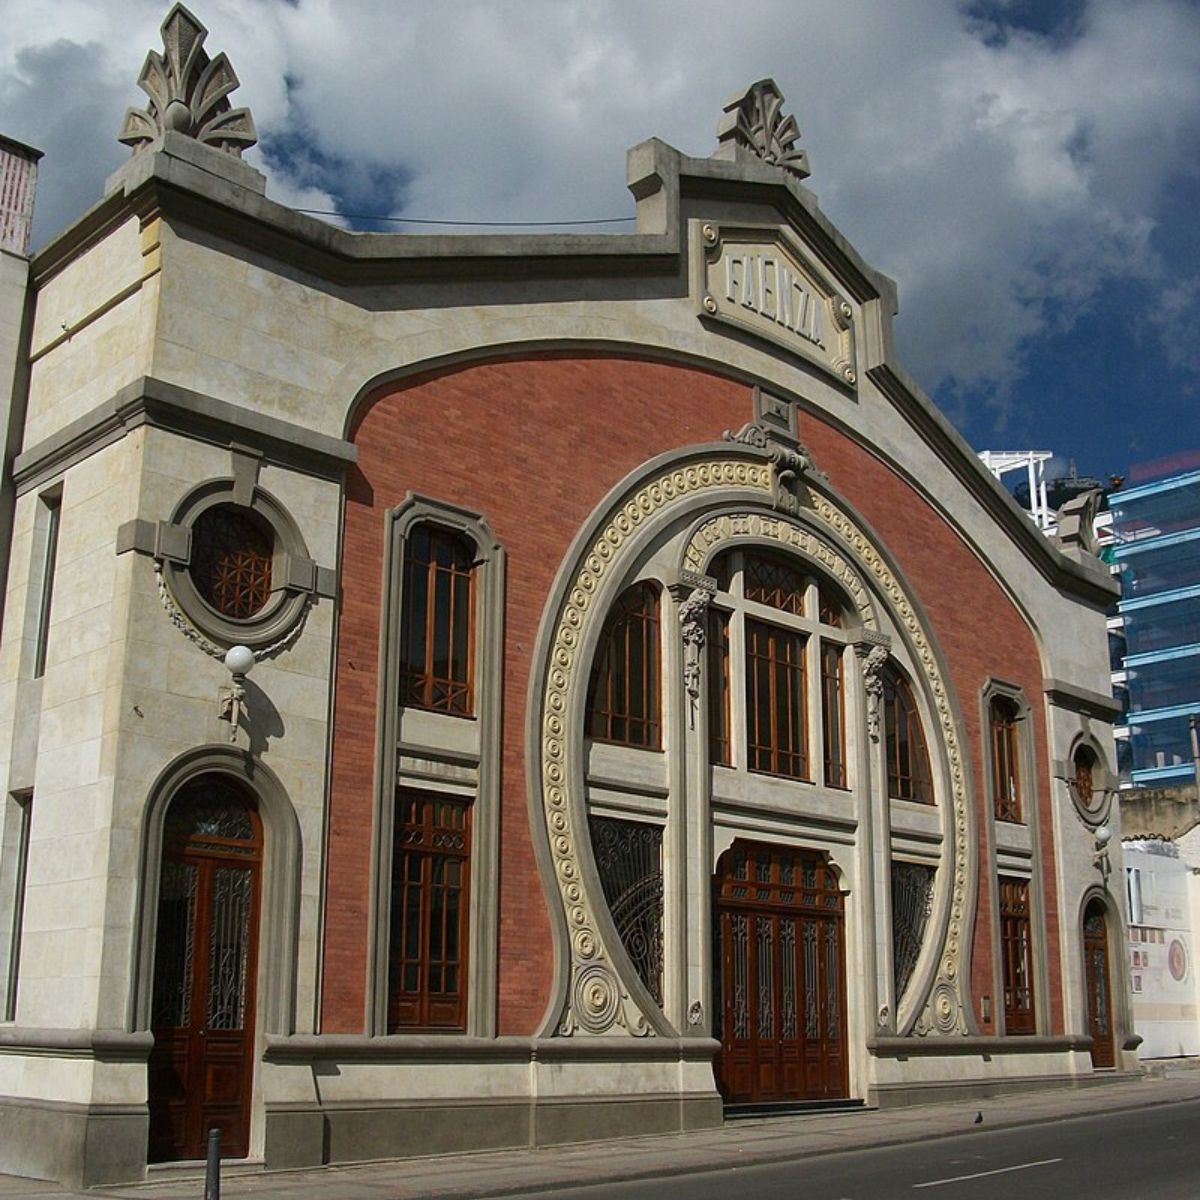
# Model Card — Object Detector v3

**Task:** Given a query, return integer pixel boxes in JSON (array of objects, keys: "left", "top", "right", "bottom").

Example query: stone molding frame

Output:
[
  {"left": 368, "top": 493, "right": 504, "bottom": 1038},
  {"left": 1076, "top": 884, "right": 1135, "bottom": 1058},
  {"left": 527, "top": 435, "right": 975, "bottom": 1043},
  {"left": 1057, "top": 730, "right": 1118, "bottom": 830},
  {"left": 130, "top": 746, "right": 302, "bottom": 1036},
  {"left": 978, "top": 678, "right": 1051, "bottom": 1037},
  {"left": 118, "top": 474, "right": 333, "bottom": 657}
]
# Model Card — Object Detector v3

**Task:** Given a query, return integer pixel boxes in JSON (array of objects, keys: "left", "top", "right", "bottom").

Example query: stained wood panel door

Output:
[
  {"left": 1084, "top": 900, "right": 1116, "bottom": 1069},
  {"left": 148, "top": 780, "right": 262, "bottom": 1162},
  {"left": 715, "top": 842, "right": 848, "bottom": 1104}
]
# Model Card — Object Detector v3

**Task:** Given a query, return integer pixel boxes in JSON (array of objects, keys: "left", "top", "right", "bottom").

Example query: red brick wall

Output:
[{"left": 322, "top": 353, "right": 1061, "bottom": 1037}]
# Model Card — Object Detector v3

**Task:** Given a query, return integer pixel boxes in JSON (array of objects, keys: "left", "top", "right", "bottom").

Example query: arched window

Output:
[
  {"left": 705, "top": 550, "right": 849, "bottom": 786},
  {"left": 398, "top": 525, "right": 476, "bottom": 716},
  {"left": 989, "top": 696, "right": 1023, "bottom": 823},
  {"left": 883, "top": 664, "right": 933, "bottom": 804},
  {"left": 587, "top": 582, "right": 661, "bottom": 749}
]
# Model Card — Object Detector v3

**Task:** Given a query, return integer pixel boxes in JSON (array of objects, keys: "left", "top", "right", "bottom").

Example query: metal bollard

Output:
[{"left": 204, "top": 1127, "right": 221, "bottom": 1200}]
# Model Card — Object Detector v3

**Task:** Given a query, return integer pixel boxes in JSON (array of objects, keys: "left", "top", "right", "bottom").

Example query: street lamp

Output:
[
  {"left": 218, "top": 645, "right": 255, "bottom": 743},
  {"left": 1093, "top": 824, "right": 1113, "bottom": 886}
]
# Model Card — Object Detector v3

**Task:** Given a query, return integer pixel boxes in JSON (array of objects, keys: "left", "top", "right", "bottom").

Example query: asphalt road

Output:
[{"left": 503, "top": 1097, "right": 1200, "bottom": 1200}]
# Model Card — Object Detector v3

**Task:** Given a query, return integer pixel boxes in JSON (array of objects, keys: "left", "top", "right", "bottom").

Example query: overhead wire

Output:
[{"left": 293, "top": 208, "right": 636, "bottom": 227}]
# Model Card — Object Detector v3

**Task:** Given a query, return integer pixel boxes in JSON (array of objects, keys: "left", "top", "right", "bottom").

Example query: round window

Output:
[
  {"left": 156, "top": 482, "right": 314, "bottom": 653},
  {"left": 189, "top": 504, "right": 275, "bottom": 619}
]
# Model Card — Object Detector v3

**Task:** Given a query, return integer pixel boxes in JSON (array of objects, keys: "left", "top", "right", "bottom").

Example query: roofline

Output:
[{"left": 28, "top": 134, "right": 1117, "bottom": 609}]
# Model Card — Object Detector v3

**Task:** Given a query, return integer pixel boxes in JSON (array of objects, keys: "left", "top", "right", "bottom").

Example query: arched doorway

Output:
[
  {"left": 714, "top": 842, "right": 848, "bottom": 1104},
  {"left": 1083, "top": 897, "right": 1115, "bottom": 1069},
  {"left": 147, "top": 775, "right": 263, "bottom": 1161}
]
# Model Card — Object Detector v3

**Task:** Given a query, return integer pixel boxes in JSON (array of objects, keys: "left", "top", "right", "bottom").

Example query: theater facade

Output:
[{"left": 0, "top": 7, "right": 1134, "bottom": 1186}]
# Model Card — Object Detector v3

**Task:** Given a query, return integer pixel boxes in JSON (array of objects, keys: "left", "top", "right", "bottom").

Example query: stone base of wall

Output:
[
  {"left": 870, "top": 1069, "right": 1142, "bottom": 1109},
  {"left": 0, "top": 1095, "right": 147, "bottom": 1187},
  {"left": 265, "top": 1094, "right": 724, "bottom": 1170}
]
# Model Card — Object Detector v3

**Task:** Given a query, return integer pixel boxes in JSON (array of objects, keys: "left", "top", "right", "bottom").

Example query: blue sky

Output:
[{"left": 2, "top": 0, "right": 1197, "bottom": 487}]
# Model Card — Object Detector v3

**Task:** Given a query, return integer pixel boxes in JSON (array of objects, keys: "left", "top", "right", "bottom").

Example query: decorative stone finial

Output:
[
  {"left": 715, "top": 79, "right": 810, "bottom": 179},
  {"left": 118, "top": 4, "right": 257, "bottom": 157},
  {"left": 1054, "top": 488, "right": 1104, "bottom": 559}
]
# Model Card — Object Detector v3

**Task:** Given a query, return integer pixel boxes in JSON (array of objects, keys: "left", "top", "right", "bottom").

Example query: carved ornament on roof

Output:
[
  {"left": 118, "top": 4, "right": 257, "bottom": 157},
  {"left": 716, "top": 78, "right": 810, "bottom": 179}
]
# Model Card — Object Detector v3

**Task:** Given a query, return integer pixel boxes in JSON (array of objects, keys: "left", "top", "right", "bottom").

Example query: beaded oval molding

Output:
[
  {"left": 541, "top": 457, "right": 772, "bottom": 1035},
  {"left": 804, "top": 492, "right": 970, "bottom": 1036},
  {"left": 540, "top": 454, "right": 969, "bottom": 1038},
  {"left": 681, "top": 501, "right": 969, "bottom": 1033}
]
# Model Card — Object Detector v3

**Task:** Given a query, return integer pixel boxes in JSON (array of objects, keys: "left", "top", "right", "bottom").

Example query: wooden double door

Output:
[
  {"left": 148, "top": 778, "right": 262, "bottom": 1161},
  {"left": 715, "top": 842, "right": 848, "bottom": 1104}
]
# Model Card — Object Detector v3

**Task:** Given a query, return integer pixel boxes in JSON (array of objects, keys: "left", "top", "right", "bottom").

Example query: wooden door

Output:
[
  {"left": 1083, "top": 900, "right": 1115, "bottom": 1069},
  {"left": 715, "top": 843, "right": 848, "bottom": 1104},
  {"left": 148, "top": 778, "right": 262, "bottom": 1161}
]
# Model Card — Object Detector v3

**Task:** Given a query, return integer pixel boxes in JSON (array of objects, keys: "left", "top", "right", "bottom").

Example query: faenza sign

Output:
[{"left": 695, "top": 222, "right": 857, "bottom": 388}]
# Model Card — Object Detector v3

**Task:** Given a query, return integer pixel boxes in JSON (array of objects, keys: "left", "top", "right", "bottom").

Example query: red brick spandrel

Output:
[{"left": 324, "top": 355, "right": 751, "bottom": 1034}]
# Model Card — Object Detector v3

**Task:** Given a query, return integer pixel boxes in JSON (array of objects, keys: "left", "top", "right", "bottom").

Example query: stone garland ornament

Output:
[
  {"left": 119, "top": 4, "right": 258, "bottom": 157},
  {"left": 716, "top": 79, "right": 811, "bottom": 179},
  {"left": 155, "top": 562, "right": 307, "bottom": 664}
]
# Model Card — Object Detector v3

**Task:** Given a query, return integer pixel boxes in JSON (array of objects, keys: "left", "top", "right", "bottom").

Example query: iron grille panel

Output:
[
  {"left": 891, "top": 862, "right": 935, "bottom": 1002},
  {"left": 589, "top": 816, "right": 664, "bottom": 1005}
]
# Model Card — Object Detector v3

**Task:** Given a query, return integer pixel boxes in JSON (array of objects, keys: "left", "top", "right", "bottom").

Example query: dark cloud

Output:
[
  {"left": 2, "top": 0, "right": 1198, "bottom": 469},
  {"left": 0, "top": 40, "right": 128, "bottom": 246}
]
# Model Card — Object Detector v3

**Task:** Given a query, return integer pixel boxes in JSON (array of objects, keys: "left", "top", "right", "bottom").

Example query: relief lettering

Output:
[
  {"left": 759, "top": 257, "right": 778, "bottom": 322},
  {"left": 706, "top": 236, "right": 849, "bottom": 380}
]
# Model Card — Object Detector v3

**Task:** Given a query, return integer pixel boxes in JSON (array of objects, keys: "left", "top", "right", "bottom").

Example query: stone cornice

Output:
[
  {"left": 0, "top": 1027, "right": 153, "bottom": 1061},
  {"left": 868, "top": 1034, "right": 1092, "bottom": 1057},
  {"left": 26, "top": 137, "right": 1118, "bottom": 610},
  {"left": 1043, "top": 678, "right": 1123, "bottom": 721},
  {"left": 263, "top": 1033, "right": 719, "bottom": 1064},
  {"left": 12, "top": 375, "right": 356, "bottom": 494}
]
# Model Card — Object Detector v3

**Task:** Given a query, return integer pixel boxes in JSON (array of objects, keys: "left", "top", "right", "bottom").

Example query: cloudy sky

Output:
[{"left": 2, "top": 0, "right": 1198, "bottom": 484}]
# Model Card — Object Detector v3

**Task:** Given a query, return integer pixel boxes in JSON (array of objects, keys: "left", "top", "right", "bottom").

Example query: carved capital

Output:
[
  {"left": 677, "top": 585, "right": 715, "bottom": 718},
  {"left": 856, "top": 640, "right": 891, "bottom": 744}
]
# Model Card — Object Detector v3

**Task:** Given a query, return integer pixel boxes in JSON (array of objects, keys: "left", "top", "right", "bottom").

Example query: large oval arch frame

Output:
[{"left": 524, "top": 436, "right": 980, "bottom": 1042}]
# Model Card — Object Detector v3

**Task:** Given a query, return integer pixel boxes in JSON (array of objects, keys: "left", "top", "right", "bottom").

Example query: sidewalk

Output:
[{"left": 5, "top": 1071, "right": 1200, "bottom": 1200}]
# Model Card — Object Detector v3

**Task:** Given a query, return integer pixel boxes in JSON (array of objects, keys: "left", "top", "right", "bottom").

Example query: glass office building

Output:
[{"left": 1111, "top": 452, "right": 1200, "bottom": 786}]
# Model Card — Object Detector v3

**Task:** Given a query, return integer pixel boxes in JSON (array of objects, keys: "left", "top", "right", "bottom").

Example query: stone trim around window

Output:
[
  {"left": 369, "top": 494, "right": 505, "bottom": 1038},
  {"left": 1056, "top": 732, "right": 1118, "bottom": 829},
  {"left": 132, "top": 746, "right": 302, "bottom": 1038},
  {"left": 978, "top": 680, "right": 1051, "bottom": 1037},
  {"left": 979, "top": 680, "right": 1035, "bottom": 828},
  {"left": 117, "top": 476, "right": 333, "bottom": 654}
]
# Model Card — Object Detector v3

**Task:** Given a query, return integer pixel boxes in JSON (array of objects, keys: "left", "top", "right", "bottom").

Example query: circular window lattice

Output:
[
  {"left": 190, "top": 504, "right": 275, "bottom": 619},
  {"left": 156, "top": 483, "right": 316, "bottom": 655}
]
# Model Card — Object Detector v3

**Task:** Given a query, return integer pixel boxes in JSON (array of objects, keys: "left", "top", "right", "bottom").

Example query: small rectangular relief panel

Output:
[{"left": 693, "top": 220, "right": 858, "bottom": 392}]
